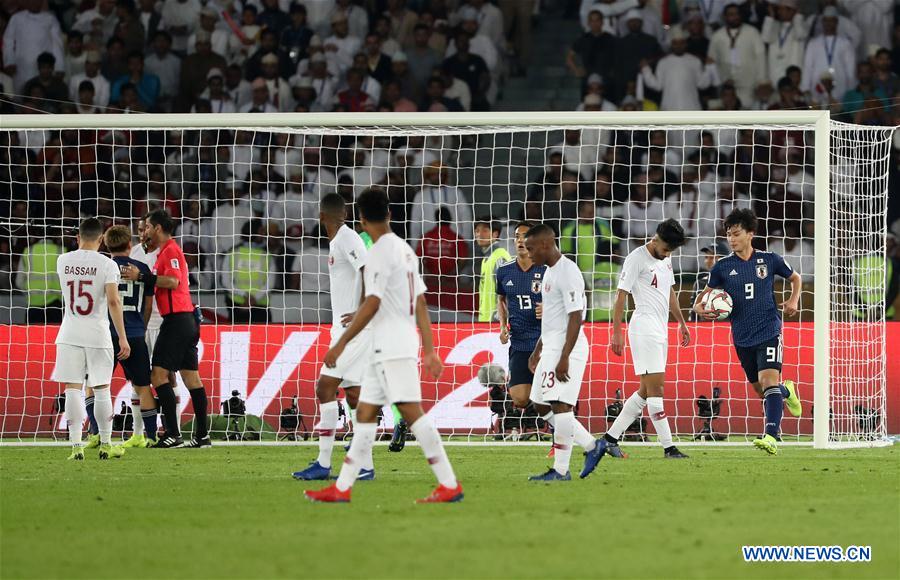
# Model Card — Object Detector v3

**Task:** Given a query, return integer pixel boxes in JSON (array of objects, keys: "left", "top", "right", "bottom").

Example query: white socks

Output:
[
  {"left": 93, "top": 388, "right": 113, "bottom": 445},
  {"left": 335, "top": 422, "right": 376, "bottom": 491},
  {"left": 647, "top": 397, "right": 673, "bottom": 449},
  {"left": 65, "top": 388, "right": 85, "bottom": 446},
  {"left": 608, "top": 392, "right": 647, "bottom": 441},
  {"left": 130, "top": 391, "right": 143, "bottom": 437},
  {"left": 316, "top": 401, "right": 339, "bottom": 468},
  {"left": 543, "top": 410, "right": 594, "bottom": 451},
  {"left": 410, "top": 416, "right": 457, "bottom": 488},
  {"left": 552, "top": 411, "right": 575, "bottom": 475}
]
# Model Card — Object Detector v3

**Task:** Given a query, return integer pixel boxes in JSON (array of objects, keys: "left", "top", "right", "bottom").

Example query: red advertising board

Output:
[{"left": 2, "top": 323, "right": 898, "bottom": 437}]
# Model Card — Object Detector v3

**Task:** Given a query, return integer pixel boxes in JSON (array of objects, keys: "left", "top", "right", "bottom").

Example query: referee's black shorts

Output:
[
  {"left": 152, "top": 312, "right": 200, "bottom": 372},
  {"left": 114, "top": 335, "right": 151, "bottom": 386}
]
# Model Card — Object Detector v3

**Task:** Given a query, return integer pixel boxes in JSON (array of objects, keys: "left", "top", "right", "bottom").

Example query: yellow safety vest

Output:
[
  {"left": 22, "top": 241, "right": 63, "bottom": 307},
  {"left": 478, "top": 246, "right": 512, "bottom": 322},
  {"left": 227, "top": 245, "right": 270, "bottom": 306}
]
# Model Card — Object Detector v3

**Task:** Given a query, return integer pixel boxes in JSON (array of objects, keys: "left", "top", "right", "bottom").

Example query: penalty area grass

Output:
[{"left": 1, "top": 444, "right": 897, "bottom": 579}]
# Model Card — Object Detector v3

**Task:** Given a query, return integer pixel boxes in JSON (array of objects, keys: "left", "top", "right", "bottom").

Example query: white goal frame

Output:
[{"left": 2, "top": 110, "right": 890, "bottom": 449}]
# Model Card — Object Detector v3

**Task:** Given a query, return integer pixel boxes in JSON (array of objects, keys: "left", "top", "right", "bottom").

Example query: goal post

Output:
[{"left": 0, "top": 111, "right": 893, "bottom": 448}]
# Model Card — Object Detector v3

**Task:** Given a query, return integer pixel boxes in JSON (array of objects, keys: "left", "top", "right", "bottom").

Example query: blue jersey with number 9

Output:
[
  {"left": 495, "top": 259, "right": 546, "bottom": 352},
  {"left": 707, "top": 250, "right": 794, "bottom": 347}
]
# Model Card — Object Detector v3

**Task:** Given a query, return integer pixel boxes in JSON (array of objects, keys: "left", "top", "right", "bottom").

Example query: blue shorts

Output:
[
  {"left": 114, "top": 335, "right": 151, "bottom": 387},
  {"left": 735, "top": 335, "right": 783, "bottom": 384},
  {"left": 508, "top": 349, "right": 534, "bottom": 388}
]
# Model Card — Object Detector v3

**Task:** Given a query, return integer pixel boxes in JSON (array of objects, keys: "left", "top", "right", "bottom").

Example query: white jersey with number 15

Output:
[
  {"left": 363, "top": 233, "right": 427, "bottom": 362},
  {"left": 55, "top": 249, "right": 121, "bottom": 349}
]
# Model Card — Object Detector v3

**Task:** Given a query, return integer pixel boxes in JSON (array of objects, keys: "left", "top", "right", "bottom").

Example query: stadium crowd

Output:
[{"left": 0, "top": 0, "right": 898, "bottom": 322}]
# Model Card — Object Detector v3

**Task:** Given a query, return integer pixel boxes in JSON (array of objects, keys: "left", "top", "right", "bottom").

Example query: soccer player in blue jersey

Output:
[
  {"left": 496, "top": 221, "right": 545, "bottom": 411},
  {"left": 694, "top": 209, "right": 803, "bottom": 455},
  {"left": 103, "top": 225, "right": 158, "bottom": 447}
]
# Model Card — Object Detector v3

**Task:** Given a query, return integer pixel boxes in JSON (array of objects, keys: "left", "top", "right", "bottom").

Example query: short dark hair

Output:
[
  {"left": 146, "top": 209, "right": 175, "bottom": 233},
  {"left": 524, "top": 223, "right": 555, "bottom": 240},
  {"left": 37, "top": 52, "right": 56, "bottom": 67},
  {"left": 127, "top": 50, "right": 144, "bottom": 62},
  {"left": 474, "top": 218, "right": 501, "bottom": 234},
  {"left": 153, "top": 30, "right": 173, "bottom": 43},
  {"left": 356, "top": 188, "right": 390, "bottom": 222},
  {"left": 321, "top": 192, "right": 346, "bottom": 215},
  {"left": 78, "top": 80, "right": 96, "bottom": 93},
  {"left": 724, "top": 207, "right": 758, "bottom": 234},
  {"left": 514, "top": 220, "right": 535, "bottom": 232},
  {"left": 655, "top": 218, "right": 687, "bottom": 249},
  {"left": 79, "top": 217, "right": 104, "bottom": 240}
]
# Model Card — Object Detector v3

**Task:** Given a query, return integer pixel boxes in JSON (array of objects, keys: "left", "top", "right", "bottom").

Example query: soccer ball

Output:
[
  {"left": 703, "top": 289, "right": 733, "bottom": 321},
  {"left": 477, "top": 363, "right": 507, "bottom": 387}
]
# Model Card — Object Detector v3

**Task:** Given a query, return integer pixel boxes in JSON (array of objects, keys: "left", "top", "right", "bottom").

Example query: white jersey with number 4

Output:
[
  {"left": 540, "top": 255, "right": 587, "bottom": 351},
  {"left": 55, "top": 249, "right": 121, "bottom": 349},
  {"left": 618, "top": 245, "right": 674, "bottom": 339},
  {"left": 364, "top": 233, "right": 427, "bottom": 362},
  {"left": 329, "top": 225, "right": 368, "bottom": 340},
  {"left": 130, "top": 243, "right": 162, "bottom": 331}
]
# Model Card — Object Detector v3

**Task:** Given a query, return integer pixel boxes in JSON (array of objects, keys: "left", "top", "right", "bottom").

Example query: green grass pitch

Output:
[{"left": 1, "top": 444, "right": 897, "bottom": 579}]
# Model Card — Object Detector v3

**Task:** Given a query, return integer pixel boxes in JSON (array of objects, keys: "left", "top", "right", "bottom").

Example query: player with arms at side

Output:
[
  {"left": 53, "top": 218, "right": 131, "bottom": 460},
  {"left": 599, "top": 219, "right": 691, "bottom": 462},
  {"left": 694, "top": 208, "right": 802, "bottom": 455},
  {"left": 523, "top": 225, "right": 606, "bottom": 481},
  {"left": 122, "top": 209, "right": 209, "bottom": 449},
  {"left": 293, "top": 193, "right": 375, "bottom": 481},
  {"left": 496, "top": 221, "right": 545, "bottom": 411},
  {"left": 104, "top": 225, "right": 159, "bottom": 448},
  {"left": 306, "top": 189, "right": 463, "bottom": 503}
]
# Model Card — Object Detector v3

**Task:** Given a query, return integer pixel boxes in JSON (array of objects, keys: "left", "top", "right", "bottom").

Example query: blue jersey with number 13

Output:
[{"left": 496, "top": 260, "right": 545, "bottom": 352}]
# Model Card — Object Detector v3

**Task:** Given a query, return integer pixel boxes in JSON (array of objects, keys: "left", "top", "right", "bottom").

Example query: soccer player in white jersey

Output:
[
  {"left": 598, "top": 219, "right": 691, "bottom": 462},
  {"left": 523, "top": 224, "right": 606, "bottom": 481},
  {"left": 52, "top": 218, "right": 131, "bottom": 460},
  {"left": 293, "top": 193, "right": 375, "bottom": 481},
  {"left": 305, "top": 188, "right": 463, "bottom": 504}
]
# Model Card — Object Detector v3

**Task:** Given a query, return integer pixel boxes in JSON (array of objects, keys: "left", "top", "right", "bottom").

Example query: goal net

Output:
[{"left": 0, "top": 112, "right": 893, "bottom": 448}]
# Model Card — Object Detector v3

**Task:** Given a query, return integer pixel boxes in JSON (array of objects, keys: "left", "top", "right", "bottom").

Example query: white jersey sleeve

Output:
[
  {"left": 557, "top": 259, "right": 587, "bottom": 315},
  {"left": 617, "top": 252, "right": 639, "bottom": 293},
  {"left": 329, "top": 226, "right": 368, "bottom": 328},
  {"left": 364, "top": 234, "right": 423, "bottom": 361},
  {"left": 55, "top": 250, "right": 121, "bottom": 349}
]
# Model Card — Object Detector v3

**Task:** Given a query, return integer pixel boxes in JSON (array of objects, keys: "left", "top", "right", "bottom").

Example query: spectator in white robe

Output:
[
  {"left": 409, "top": 162, "right": 474, "bottom": 246},
  {"left": 708, "top": 3, "right": 766, "bottom": 106},
  {"left": 806, "top": 2, "right": 861, "bottom": 55},
  {"left": 838, "top": 0, "right": 893, "bottom": 61},
  {"left": 802, "top": 7, "right": 856, "bottom": 101},
  {"left": 760, "top": 0, "right": 809, "bottom": 86},
  {"left": 640, "top": 26, "right": 718, "bottom": 111},
  {"left": 3, "top": 1, "right": 64, "bottom": 92},
  {"left": 161, "top": 0, "right": 202, "bottom": 54},
  {"left": 616, "top": 0, "right": 666, "bottom": 45},
  {"left": 69, "top": 51, "right": 110, "bottom": 108},
  {"left": 323, "top": 12, "right": 362, "bottom": 75}
]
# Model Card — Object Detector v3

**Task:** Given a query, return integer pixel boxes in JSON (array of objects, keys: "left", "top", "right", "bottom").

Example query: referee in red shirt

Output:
[{"left": 128, "top": 210, "right": 210, "bottom": 448}]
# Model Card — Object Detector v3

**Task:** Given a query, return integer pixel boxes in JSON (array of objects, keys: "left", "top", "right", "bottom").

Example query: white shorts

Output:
[
  {"left": 628, "top": 333, "right": 668, "bottom": 376},
  {"left": 52, "top": 344, "right": 114, "bottom": 388},
  {"left": 145, "top": 328, "right": 160, "bottom": 355},
  {"left": 529, "top": 344, "right": 588, "bottom": 406},
  {"left": 320, "top": 330, "right": 372, "bottom": 386},
  {"left": 358, "top": 358, "right": 421, "bottom": 406}
]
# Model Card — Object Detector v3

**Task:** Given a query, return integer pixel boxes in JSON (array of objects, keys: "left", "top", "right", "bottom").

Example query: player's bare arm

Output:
[
  {"left": 415, "top": 294, "right": 443, "bottom": 379},
  {"left": 780, "top": 271, "right": 802, "bottom": 318},
  {"left": 497, "top": 294, "right": 509, "bottom": 344},
  {"left": 556, "top": 310, "right": 583, "bottom": 382},
  {"left": 528, "top": 337, "right": 542, "bottom": 373},
  {"left": 106, "top": 282, "right": 131, "bottom": 360},
  {"left": 693, "top": 287, "right": 719, "bottom": 320},
  {"left": 324, "top": 294, "right": 380, "bottom": 367},
  {"left": 142, "top": 295, "right": 153, "bottom": 329},
  {"left": 339, "top": 267, "right": 367, "bottom": 326},
  {"left": 670, "top": 287, "right": 690, "bottom": 347},
  {"left": 610, "top": 289, "right": 628, "bottom": 356}
]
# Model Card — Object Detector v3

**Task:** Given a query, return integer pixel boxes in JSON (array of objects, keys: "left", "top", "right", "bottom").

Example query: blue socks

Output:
[
  {"left": 779, "top": 383, "right": 790, "bottom": 398},
  {"left": 763, "top": 386, "right": 784, "bottom": 438},
  {"left": 142, "top": 408, "right": 158, "bottom": 440},
  {"left": 84, "top": 395, "right": 99, "bottom": 435}
]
